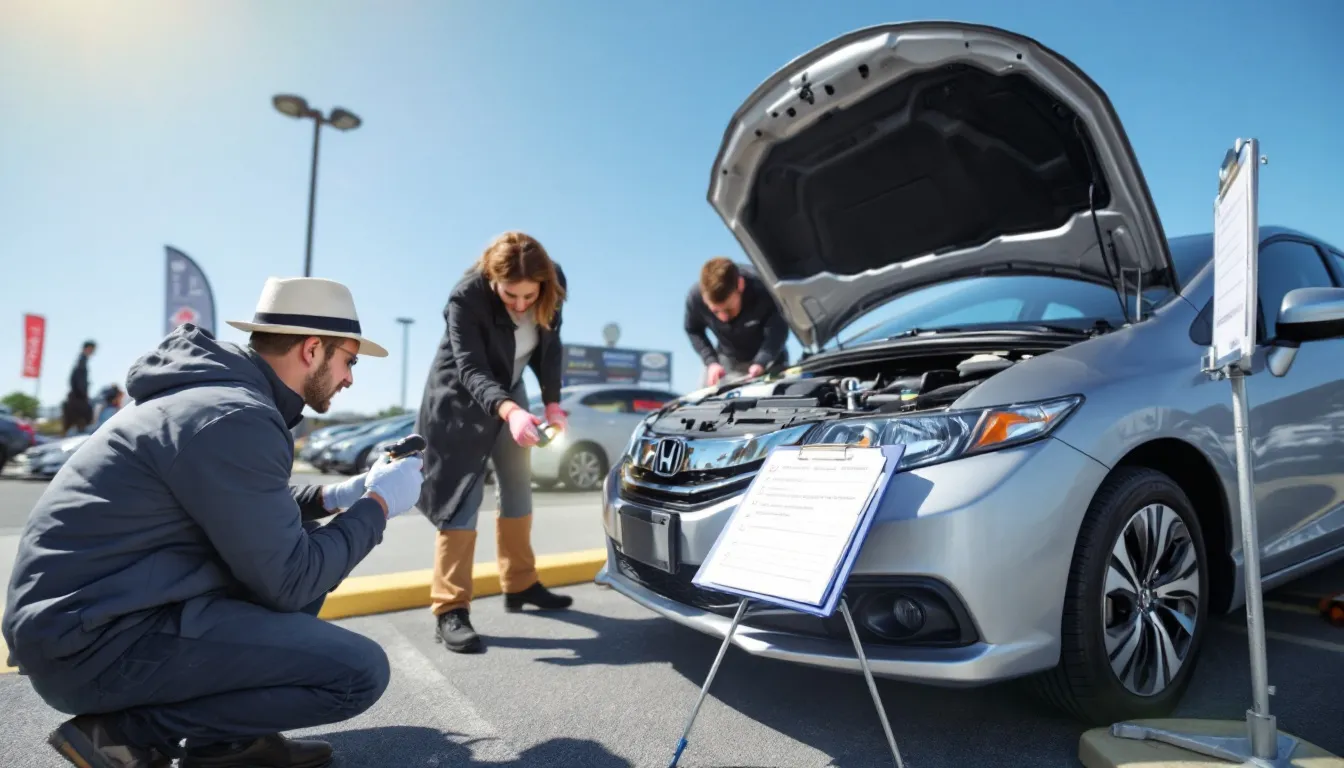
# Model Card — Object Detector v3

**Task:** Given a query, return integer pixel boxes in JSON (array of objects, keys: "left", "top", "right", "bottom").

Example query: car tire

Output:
[
  {"left": 1027, "top": 466, "right": 1209, "bottom": 725},
  {"left": 0, "top": 446, "right": 8, "bottom": 470},
  {"left": 561, "top": 444, "right": 607, "bottom": 491}
]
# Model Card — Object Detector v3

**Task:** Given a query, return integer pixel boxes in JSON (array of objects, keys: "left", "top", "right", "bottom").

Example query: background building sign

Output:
[
  {"left": 22, "top": 314, "right": 45, "bottom": 379},
  {"left": 164, "top": 245, "right": 217, "bottom": 336},
  {"left": 562, "top": 344, "right": 672, "bottom": 387}
]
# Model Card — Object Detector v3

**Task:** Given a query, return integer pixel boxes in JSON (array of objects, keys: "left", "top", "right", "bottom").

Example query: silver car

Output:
[
  {"left": 529, "top": 384, "right": 680, "bottom": 491},
  {"left": 597, "top": 21, "right": 1344, "bottom": 725}
]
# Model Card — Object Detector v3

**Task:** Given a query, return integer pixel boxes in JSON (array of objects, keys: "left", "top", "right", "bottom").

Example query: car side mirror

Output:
[{"left": 1266, "top": 287, "right": 1344, "bottom": 377}]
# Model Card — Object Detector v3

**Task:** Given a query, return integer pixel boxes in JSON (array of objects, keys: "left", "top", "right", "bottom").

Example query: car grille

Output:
[
  {"left": 613, "top": 551, "right": 742, "bottom": 613},
  {"left": 618, "top": 460, "right": 760, "bottom": 510}
]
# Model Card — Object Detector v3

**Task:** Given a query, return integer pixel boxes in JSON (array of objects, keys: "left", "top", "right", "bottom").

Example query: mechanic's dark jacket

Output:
[
  {"left": 684, "top": 263, "right": 790, "bottom": 371},
  {"left": 2, "top": 324, "right": 386, "bottom": 691},
  {"left": 416, "top": 264, "right": 565, "bottom": 528}
]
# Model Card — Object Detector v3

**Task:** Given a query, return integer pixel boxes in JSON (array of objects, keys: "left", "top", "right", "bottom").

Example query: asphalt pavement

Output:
[
  {"left": 0, "top": 471, "right": 606, "bottom": 582},
  {"left": 3, "top": 562, "right": 1342, "bottom": 768}
]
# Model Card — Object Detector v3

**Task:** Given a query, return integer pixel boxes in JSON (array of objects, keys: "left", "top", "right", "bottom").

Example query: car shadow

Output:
[
  {"left": 311, "top": 725, "right": 634, "bottom": 767},
  {"left": 482, "top": 607, "right": 1084, "bottom": 767}
]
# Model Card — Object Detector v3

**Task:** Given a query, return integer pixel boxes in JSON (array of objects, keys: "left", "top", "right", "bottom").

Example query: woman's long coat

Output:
[{"left": 415, "top": 264, "right": 566, "bottom": 528}]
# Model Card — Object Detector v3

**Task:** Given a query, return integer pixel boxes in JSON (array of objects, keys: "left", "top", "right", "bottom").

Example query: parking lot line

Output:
[
  {"left": 1265, "top": 599, "right": 1321, "bottom": 616},
  {"left": 1221, "top": 621, "right": 1344, "bottom": 654}
]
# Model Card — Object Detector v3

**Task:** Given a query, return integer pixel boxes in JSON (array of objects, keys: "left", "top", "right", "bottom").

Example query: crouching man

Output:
[{"left": 2, "top": 277, "right": 425, "bottom": 768}]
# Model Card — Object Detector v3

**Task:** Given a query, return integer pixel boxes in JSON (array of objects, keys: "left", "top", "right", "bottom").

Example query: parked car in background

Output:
[
  {"left": 529, "top": 384, "right": 680, "bottom": 491},
  {"left": 0, "top": 414, "right": 36, "bottom": 469},
  {"left": 299, "top": 422, "right": 369, "bottom": 463},
  {"left": 314, "top": 415, "right": 416, "bottom": 475},
  {"left": 13, "top": 434, "right": 89, "bottom": 478},
  {"left": 597, "top": 21, "right": 1344, "bottom": 726}
]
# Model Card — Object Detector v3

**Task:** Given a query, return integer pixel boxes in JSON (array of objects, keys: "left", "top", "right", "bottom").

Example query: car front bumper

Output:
[{"left": 598, "top": 436, "right": 1109, "bottom": 686}]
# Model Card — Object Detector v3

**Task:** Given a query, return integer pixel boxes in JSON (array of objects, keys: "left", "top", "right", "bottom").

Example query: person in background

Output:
[
  {"left": 4, "top": 278, "right": 424, "bottom": 768},
  {"left": 93, "top": 384, "right": 125, "bottom": 430},
  {"left": 61, "top": 340, "right": 96, "bottom": 435},
  {"left": 416, "top": 231, "right": 574, "bottom": 655},
  {"left": 684, "top": 257, "right": 790, "bottom": 386}
]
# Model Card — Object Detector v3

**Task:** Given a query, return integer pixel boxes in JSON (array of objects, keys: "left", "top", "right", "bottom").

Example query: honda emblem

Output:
[{"left": 653, "top": 438, "right": 686, "bottom": 477}]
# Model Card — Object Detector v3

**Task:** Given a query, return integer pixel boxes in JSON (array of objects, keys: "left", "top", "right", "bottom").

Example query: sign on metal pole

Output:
[
  {"left": 1210, "top": 141, "right": 1259, "bottom": 372},
  {"left": 1111, "top": 138, "right": 1299, "bottom": 766}
]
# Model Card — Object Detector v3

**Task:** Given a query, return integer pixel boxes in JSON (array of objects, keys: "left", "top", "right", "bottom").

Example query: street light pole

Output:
[
  {"left": 396, "top": 317, "right": 414, "bottom": 411},
  {"left": 272, "top": 94, "right": 363, "bottom": 277},
  {"left": 303, "top": 116, "right": 322, "bottom": 279}
]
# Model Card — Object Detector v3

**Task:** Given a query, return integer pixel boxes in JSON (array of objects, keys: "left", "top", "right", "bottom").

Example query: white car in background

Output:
[{"left": 529, "top": 384, "right": 681, "bottom": 491}]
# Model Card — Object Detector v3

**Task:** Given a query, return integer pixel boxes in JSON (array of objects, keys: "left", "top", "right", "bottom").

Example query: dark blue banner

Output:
[
  {"left": 562, "top": 344, "right": 672, "bottom": 387},
  {"left": 164, "top": 246, "right": 217, "bottom": 336}
]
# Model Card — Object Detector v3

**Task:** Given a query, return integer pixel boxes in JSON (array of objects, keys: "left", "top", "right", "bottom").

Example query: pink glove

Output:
[
  {"left": 544, "top": 403, "right": 567, "bottom": 432},
  {"left": 506, "top": 407, "right": 542, "bottom": 447}
]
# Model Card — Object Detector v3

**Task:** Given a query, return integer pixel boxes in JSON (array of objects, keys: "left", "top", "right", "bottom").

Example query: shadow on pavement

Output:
[
  {"left": 482, "top": 607, "right": 1082, "bottom": 767},
  {"left": 480, "top": 562, "right": 1344, "bottom": 768},
  {"left": 316, "top": 726, "right": 632, "bottom": 767}
]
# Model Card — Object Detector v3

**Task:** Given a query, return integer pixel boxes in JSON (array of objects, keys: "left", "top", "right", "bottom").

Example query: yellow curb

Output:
[{"left": 317, "top": 548, "right": 607, "bottom": 621}]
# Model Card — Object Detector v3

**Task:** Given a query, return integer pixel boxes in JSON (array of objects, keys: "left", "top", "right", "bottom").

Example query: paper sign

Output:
[
  {"left": 693, "top": 445, "right": 895, "bottom": 614},
  {"left": 1211, "top": 140, "right": 1259, "bottom": 370}
]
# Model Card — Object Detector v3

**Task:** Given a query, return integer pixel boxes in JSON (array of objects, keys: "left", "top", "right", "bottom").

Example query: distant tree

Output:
[
  {"left": 2, "top": 392, "right": 39, "bottom": 419},
  {"left": 376, "top": 406, "right": 409, "bottom": 418}
]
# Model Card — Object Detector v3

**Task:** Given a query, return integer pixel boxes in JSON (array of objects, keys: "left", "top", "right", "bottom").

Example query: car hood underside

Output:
[{"left": 706, "top": 22, "right": 1176, "bottom": 348}]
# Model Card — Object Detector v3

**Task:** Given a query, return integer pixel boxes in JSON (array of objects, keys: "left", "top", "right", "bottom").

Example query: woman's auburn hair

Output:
[{"left": 472, "top": 231, "right": 566, "bottom": 330}]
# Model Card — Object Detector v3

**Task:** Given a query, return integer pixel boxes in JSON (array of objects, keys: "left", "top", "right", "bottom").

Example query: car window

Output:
[
  {"left": 1167, "top": 234, "right": 1214, "bottom": 289},
  {"left": 629, "top": 390, "right": 677, "bottom": 413},
  {"left": 836, "top": 276, "right": 1133, "bottom": 347},
  {"left": 580, "top": 391, "right": 630, "bottom": 414},
  {"left": 1329, "top": 250, "right": 1344, "bottom": 281},
  {"left": 1258, "top": 240, "right": 1335, "bottom": 339}
]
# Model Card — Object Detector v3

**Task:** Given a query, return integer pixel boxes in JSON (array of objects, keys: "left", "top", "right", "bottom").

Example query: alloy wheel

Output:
[
  {"left": 1103, "top": 503, "right": 1201, "bottom": 697},
  {"left": 565, "top": 449, "right": 603, "bottom": 490}
]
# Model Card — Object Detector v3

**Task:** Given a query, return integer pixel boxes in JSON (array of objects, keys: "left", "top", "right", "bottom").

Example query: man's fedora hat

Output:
[{"left": 226, "top": 277, "right": 389, "bottom": 357}]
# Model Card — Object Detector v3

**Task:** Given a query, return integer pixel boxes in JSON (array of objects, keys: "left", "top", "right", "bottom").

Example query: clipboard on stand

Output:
[{"left": 669, "top": 442, "right": 908, "bottom": 768}]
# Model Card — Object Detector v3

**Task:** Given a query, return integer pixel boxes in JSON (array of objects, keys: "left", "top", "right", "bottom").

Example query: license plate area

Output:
[{"left": 618, "top": 506, "right": 678, "bottom": 573}]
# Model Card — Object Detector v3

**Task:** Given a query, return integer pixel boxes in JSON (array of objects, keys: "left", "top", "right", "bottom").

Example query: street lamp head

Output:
[
  {"left": 272, "top": 94, "right": 312, "bottom": 119},
  {"left": 328, "top": 108, "right": 362, "bottom": 131},
  {"left": 396, "top": 317, "right": 415, "bottom": 325}
]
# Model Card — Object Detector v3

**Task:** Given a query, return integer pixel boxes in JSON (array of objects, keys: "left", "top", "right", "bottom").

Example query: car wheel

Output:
[
  {"left": 562, "top": 445, "right": 606, "bottom": 491},
  {"left": 1028, "top": 466, "right": 1209, "bottom": 725},
  {"left": 0, "top": 446, "right": 8, "bottom": 470}
]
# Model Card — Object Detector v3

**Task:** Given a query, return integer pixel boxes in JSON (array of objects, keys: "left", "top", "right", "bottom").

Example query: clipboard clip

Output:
[{"left": 797, "top": 443, "right": 859, "bottom": 461}]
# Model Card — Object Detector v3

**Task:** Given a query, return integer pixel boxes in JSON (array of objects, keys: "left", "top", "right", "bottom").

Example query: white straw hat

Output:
[{"left": 226, "top": 277, "right": 389, "bottom": 357}]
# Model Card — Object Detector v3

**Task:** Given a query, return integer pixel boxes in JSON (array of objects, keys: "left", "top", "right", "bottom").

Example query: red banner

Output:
[{"left": 22, "top": 314, "right": 45, "bottom": 379}]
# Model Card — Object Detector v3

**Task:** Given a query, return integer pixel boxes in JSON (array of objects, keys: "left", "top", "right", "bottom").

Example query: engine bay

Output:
[{"left": 646, "top": 348, "right": 1043, "bottom": 438}]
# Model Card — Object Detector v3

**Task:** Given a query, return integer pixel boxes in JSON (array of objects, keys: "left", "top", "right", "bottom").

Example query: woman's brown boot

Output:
[
  {"left": 431, "top": 529, "right": 483, "bottom": 653},
  {"left": 498, "top": 515, "right": 573, "bottom": 612}
]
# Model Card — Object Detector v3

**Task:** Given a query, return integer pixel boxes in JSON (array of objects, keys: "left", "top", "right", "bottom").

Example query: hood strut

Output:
[{"left": 1075, "top": 117, "right": 1135, "bottom": 325}]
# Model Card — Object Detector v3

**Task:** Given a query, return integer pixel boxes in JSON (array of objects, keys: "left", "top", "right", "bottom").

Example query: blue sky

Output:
[{"left": 3, "top": 0, "right": 1341, "bottom": 417}]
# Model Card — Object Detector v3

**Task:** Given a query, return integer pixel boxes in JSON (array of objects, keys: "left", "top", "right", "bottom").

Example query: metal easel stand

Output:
[
  {"left": 669, "top": 598, "right": 906, "bottom": 768},
  {"left": 1111, "top": 355, "right": 1297, "bottom": 767}
]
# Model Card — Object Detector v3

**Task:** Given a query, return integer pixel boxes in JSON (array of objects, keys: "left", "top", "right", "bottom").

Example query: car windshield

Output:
[{"left": 833, "top": 275, "right": 1137, "bottom": 348}]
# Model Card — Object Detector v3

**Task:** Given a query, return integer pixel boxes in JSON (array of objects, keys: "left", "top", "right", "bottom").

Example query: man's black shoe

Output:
[
  {"left": 435, "top": 608, "right": 484, "bottom": 653},
  {"left": 180, "top": 733, "right": 333, "bottom": 767},
  {"left": 504, "top": 582, "right": 573, "bottom": 612},
  {"left": 48, "top": 715, "right": 171, "bottom": 768}
]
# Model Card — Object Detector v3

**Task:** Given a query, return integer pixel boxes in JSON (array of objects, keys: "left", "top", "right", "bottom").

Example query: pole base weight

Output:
[{"left": 1081, "top": 719, "right": 1342, "bottom": 768}]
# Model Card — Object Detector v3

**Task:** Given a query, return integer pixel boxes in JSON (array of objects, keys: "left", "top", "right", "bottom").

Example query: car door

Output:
[{"left": 1243, "top": 236, "right": 1344, "bottom": 573}]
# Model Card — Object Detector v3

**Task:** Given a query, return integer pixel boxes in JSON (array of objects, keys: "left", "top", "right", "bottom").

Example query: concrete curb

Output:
[
  {"left": 0, "top": 549, "right": 609, "bottom": 675},
  {"left": 317, "top": 548, "right": 608, "bottom": 620}
]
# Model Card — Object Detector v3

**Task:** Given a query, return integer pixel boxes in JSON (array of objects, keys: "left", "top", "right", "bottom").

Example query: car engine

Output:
[{"left": 645, "top": 349, "right": 1039, "bottom": 438}]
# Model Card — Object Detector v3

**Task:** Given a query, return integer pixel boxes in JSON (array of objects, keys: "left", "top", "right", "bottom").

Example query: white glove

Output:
[
  {"left": 363, "top": 453, "right": 424, "bottom": 518},
  {"left": 321, "top": 473, "right": 367, "bottom": 511}
]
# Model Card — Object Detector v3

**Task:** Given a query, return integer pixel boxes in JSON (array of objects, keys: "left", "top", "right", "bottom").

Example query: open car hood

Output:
[{"left": 706, "top": 22, "right": 1176, "bottom": 350}]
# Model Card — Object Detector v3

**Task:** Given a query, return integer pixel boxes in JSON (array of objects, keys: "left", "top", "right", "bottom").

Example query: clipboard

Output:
[
  {"left": 690, "top": 442, "right": 905, "bottom": 619},
  {"left": 670, "top": 441, "right": 909, "bottom": 768}
]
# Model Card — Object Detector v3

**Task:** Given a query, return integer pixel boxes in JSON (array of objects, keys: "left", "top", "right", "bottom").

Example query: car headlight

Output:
[
  {"left": 801, "top": 395, "right": 1082, "bottom": 470},
  {"left": 333, "top": 439, "right": 354, "bottom": 451}
]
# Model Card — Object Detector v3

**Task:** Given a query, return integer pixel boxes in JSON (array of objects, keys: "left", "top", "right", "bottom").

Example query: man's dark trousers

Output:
[{"left": 36, "top": 592, "right": 390, "bottom": 752}]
